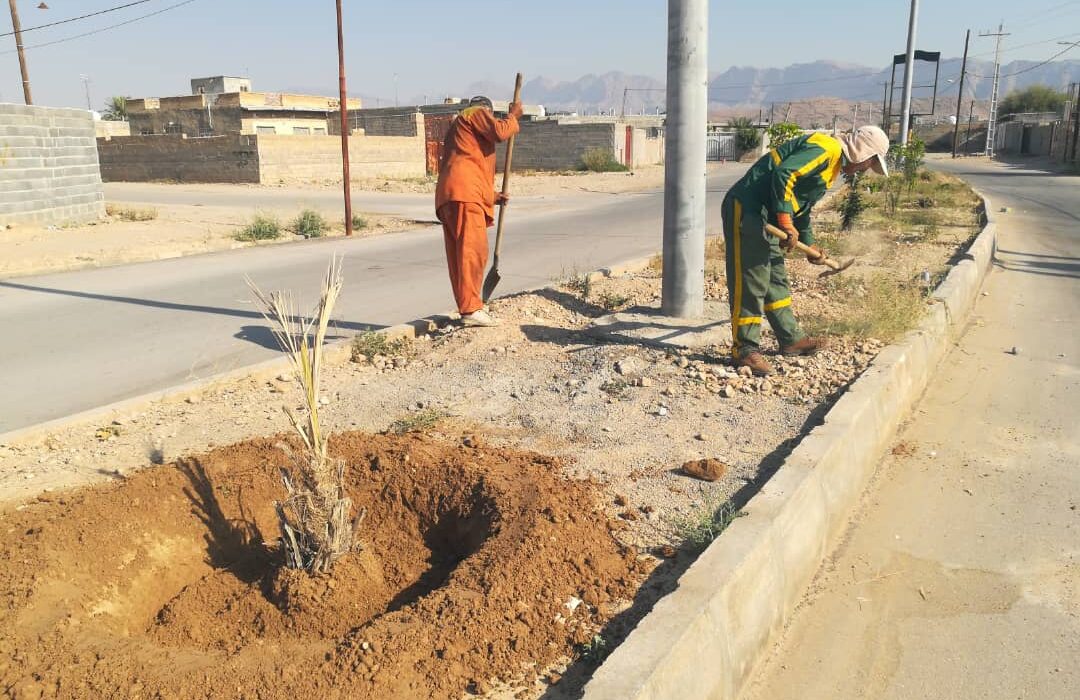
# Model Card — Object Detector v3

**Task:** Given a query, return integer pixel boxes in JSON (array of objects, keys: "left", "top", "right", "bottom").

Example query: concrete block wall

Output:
[
  {"left": 498, "top": 120, "right": 617, "bottom": 170},
  {"left": 0, "top": 103, "right": 105, "bottom": 226},
  {"left": 256, "top": 132, "right": 426, "bottom": 182},
  {"left": 97, "top": 134, "right": 260, "bottom": 183}
]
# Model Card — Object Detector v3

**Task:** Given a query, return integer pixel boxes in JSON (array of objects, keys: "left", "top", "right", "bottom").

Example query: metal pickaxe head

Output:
[{"left": 818, "top": 257, "right": 855, "bottom": 278}]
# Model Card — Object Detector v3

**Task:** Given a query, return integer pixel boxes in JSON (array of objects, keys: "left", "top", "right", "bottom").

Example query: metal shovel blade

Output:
[
  {"left": 482, "top": 260, "right": 501, "bottom": 303},
  {"left": 818, "top": 258, "right": 855, "bottom": 278}
]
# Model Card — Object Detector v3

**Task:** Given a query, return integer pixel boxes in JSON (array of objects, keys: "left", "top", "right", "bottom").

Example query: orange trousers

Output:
[{"left": 438, "top": 201, "right": 489, "bottom": 314}]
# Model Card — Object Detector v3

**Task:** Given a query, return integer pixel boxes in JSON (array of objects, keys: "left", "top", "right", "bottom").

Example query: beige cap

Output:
[{"left": 841, "top": 125, "right": 890, "bottom": 176}]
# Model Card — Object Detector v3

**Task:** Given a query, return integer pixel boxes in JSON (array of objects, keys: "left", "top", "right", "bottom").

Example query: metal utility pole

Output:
[
  {"left": 7, "top": 0, "right": 32, "bottom": 105},
  {"left": 899, "top": 0, "right": 920, "bottom": 146},
  {"left": 951, "top": 29, "right": 970, "bottom": 158},
  {"left": 981, "top": 24, "right": 1009, "bottom": 158},
  {"left": 881, "top": 81, "right": 889, "bottom": 133},
  {"left": 851, "top": 103, "right": 859, "bottom": 130},
  {"left": 335, "top": 0, "right": 353, "bottom": 236},
  {"left": 80, "top": 74, "right": 92, "bottom": 111},
  {"left": 965, "top": 100, "right": 975, "bottom": 155},
  {"left": 661, "top": 0, "right": 707, "bottom": 318}
]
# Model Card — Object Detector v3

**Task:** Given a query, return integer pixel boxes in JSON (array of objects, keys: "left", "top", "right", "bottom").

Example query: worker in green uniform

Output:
[{"left": 722, "top": 125, "right": 890, "bottom": 376}]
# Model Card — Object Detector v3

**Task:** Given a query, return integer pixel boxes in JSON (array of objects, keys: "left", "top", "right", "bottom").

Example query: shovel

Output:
[
  {"left": 764, "top": 222, "right": 855, "bottom": 278},
  {"left": 481, "top": 72, "right": 524, "bottom": 303}
]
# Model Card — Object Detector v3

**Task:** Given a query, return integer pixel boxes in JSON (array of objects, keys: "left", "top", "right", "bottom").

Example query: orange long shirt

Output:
[{"left": 435, "top": 106, "right": 519, "bottom": 225}]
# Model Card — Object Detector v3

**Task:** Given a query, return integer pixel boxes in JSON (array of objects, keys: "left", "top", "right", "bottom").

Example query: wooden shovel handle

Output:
[
  {"left": 493, "top": 73, "right": 523, "bottom": 260},
  {"left": 763, "top": 222, "right": 843, "bottom": 271}
]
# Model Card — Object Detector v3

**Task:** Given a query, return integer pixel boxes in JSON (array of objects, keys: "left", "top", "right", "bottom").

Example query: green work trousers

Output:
[{"left": 721, "top": 193, "right": 806, "bottom": 358}]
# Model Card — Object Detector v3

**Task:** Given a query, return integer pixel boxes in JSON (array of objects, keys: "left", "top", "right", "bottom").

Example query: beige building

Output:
[{"left": 125, "top": 76, "right": 361, "bottom": 137}]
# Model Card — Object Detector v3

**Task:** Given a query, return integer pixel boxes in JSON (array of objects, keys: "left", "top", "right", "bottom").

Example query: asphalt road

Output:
[
  {"left": 745, "top": 156, "right": 1080, "bottom": 699},
  {"left": 1, "top": 166, "right": 743, "bottom": 433}
]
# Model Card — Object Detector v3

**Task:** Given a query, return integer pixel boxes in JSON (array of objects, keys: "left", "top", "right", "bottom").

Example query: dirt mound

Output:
[{"left": 0, "top": 433, "right": 643, "bottom": 699}]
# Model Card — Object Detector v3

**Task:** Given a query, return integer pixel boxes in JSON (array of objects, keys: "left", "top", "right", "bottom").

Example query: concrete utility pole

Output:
[
  {"left": 7, "top": 0, "right": 32, "bottom": 105},
  {"left": 335, "top": 0, "right": 353, "bottom": 236},
  {"left": 80, "top": 74, "right": 91, "bottom": 111},
  {"left": 899, "top": 0, "right": 920, "bottom": 146},
  {"left": 951, "top": 29, "right": 971, "bottom": 158},
  {"left": 981, "top": 24, "right": 1009, "bottom": 158},
  {"left": 661, "top": 0, "right": 708, "bottom": 318}
]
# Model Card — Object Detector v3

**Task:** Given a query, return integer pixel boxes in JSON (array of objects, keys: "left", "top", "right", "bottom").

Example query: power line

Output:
[
  {"left": 966, "top": 41, "right": 1078, "bottom": 79},
  {"left": 1, "top": 0, "right": 157, "bottom": 38},
  {"left": 968, "top": 31, "right": 1080, "bottom": 59},
  {"left": 1007, "top": 1, "right": 1080, "bottom": 32},
  {"left": 0, "top": 0, "right": 199, "bottom": 54}
]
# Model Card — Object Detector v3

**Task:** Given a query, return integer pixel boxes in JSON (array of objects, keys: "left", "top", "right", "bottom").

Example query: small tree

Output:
[
  {"left": 248, "top": 258, "right": 364, "bottom": 574},
  {"left": 999, "top": 85, "right": 1068, "bottom": 117},
  {"left": 839, "top": 173, "right": 867, "bottom": 230},
  {"left": 102, "top": 96, "right": 128, "bottom": 121},
  {"left": 766, "top": 121, "right": 802, "bottom": 149},
  {"left": 888, "top": 137, "right": 926, "bottom": 192},
  {"left": 726, "top": 117, "right": 761, "bottom": 153}
]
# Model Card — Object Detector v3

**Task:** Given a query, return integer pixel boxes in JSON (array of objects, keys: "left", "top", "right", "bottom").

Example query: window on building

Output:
[
  {"left": 646, "top": 127, "right": 662, "bottom": 140},
  {"left": 313, "top": 127, "right": 327, "bottom": 135},
  {"left": 255, "top": 126, "right": 276, "bottom": 135},
  {"left": 240, "top": 85, "right": 249, "bottom": 92},
  {"left": 164, "top": 123, "right": 182, "bottom": 135},
  {"left": 293, "top": 127, "right": 311, "bottom": 135}
]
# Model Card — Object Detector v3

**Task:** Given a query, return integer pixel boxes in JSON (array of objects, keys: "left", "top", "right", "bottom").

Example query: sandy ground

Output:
[
  {"left": 0, "top": 166, "right": 667, "bottom": 279},
  {"left": 0, "top": 167, "right": 982, "bottom": 697}
]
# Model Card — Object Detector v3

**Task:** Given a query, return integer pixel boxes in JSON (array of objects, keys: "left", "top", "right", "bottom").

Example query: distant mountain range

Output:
[{"left": 462, "top": 59, "right": 1080, "bottom": 115}]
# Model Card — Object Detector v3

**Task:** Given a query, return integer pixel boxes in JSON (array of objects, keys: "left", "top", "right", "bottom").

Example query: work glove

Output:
[
  {"left": 495, "top": 191, "right": 510, "bottom": 205},
  {"left": 805, "top": 245, "right": 829, "bottom": 265},
  {"left": 775, "top": 213, "right": 799, "bottom": 253},
  {"left": 509, "top": 101, "right": 524, "bottom": 119}
]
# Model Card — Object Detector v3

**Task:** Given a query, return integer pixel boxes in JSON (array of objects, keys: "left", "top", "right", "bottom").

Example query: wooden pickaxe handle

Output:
[{"left": 763, "top": 222, "right": 845, "bottom": 272}]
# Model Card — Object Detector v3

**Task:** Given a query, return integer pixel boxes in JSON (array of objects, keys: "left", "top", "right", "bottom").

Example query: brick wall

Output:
[
  {"left": 0, "top": 104, "right": 105, "bottom": 225},
  {"left": 97, "top": 134, "right": 260, "bottom": 183},
  {"left": 498, "top": 120, "right": 617, "bottom": 170},
  {"left": 256, "top": 132, "right": 426, "bottom": 182}
]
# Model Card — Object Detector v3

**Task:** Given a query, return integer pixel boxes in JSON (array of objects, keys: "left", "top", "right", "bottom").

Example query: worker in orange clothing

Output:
[{"left": 435, "top": 95, "right": 523, "bottom": 326}]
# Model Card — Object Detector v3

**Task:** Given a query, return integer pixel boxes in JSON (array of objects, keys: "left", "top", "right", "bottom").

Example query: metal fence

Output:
[{"left": 706, "top": 132, "right": 736, "bottom": 161}]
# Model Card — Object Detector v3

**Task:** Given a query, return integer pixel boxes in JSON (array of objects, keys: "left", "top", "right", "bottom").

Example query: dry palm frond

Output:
[{"left": 247, "top": 257, "right": 361, "bottom": 574}]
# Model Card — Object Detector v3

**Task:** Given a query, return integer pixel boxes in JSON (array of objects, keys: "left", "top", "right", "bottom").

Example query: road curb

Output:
[{"left": 583, "top": 195, "right": 997, "bottom": 700}]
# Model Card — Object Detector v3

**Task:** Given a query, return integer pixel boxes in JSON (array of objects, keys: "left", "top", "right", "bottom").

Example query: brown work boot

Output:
[
  {"left": 781, "top": 336, "right": 827, "bottom": 356},
  {"left": 736, "top": 351, "right": 774, "bottom": 377}
]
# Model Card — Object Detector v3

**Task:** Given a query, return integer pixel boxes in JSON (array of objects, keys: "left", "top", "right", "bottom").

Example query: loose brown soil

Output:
[{"left": 0, "top": 433, "right": 642, "bottom": 699}]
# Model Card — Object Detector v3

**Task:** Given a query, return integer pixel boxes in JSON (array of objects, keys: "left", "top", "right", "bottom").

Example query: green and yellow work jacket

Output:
[{"left": 725, "top": 132, "right": 844, "bottom": 245}]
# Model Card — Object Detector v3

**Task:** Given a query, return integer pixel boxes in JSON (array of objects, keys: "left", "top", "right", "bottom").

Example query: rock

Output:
[
  {"left": 638, "top": 377, "right": 654, "bottom": 388},
  {"left": 661, "top": 387, "right": 675, "bottom": 397},
  {"left": 185, "top": 396, "right": 201, "bottom": 405},
  {"left": 721, "top": 385, "right": 737, "bottom": 398},
  {"left": 318, "top": 396, "right": 331, "bottom": 406},
  {"left": 694, "top": 432, "right": 708, "bottom": 441},
  {"left": 462, "top": 435, "right": 476, "bottom": 448},
  {"left": 738, "top": 366, "right": 753, "bottom": 378},
  {"left": 614, "top": 494, "right": 628, "bottom": 507},
  {"left": 657, "top": 544, "right": 677, "bottom": 558},
  {"left": 656, "top": 406, "right": 669, "bottom": 417},
  {"left": 761, "top": 380, "right": 773, "bottom": 394},
  {"left": 276, "top": 373, "right": 293, "bottom": 382},
  {"left": 676, "top": 357, "right": 690, "bottom": 369},
  {"left": 614, "top": 358, "right": 639, "bottom": 375},
  {"left": 680, "top": 458, "right": 728, "bottom": 482},
  {"left": 1008, "top": 346, "right": 1021, "bottom": 355}
]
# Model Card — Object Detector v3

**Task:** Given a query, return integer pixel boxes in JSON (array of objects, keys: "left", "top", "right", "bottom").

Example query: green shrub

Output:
[
  {"left": 351, "top": 330, "right": 411, "bottom": 362},
  {"left": 727, "top": 117, "right": 761, "bottom": 153},
  {"left": 766, "top": 121, "right": 802, "bottom": 149},
  {"left": 580, "top": 148, "right": 629, "bottom": 172},
  {"left": 351, "top": 214, "right": 369, "bottom": 231},
  {"left": 234, "top": 214, "right": 282, "bottom": 242},
  {"left": 839, "top": 173, "right": 868, "bottom": 231},
  {"left": 292, "top": 209, "right": 327, "bottom": 238}
]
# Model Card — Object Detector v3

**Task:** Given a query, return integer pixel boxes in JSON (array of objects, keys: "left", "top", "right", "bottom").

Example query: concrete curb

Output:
[{"left": 584, "top": 195, "right": 997, "bottom": 700}]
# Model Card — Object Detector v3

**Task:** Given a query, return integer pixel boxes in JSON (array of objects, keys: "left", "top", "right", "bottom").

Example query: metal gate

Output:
[
  {"left": 706, "top": 132, "right": 736, "bottom": 161},
  {"left": 424, "top": 114, "right": 455, "bottom": 175}
]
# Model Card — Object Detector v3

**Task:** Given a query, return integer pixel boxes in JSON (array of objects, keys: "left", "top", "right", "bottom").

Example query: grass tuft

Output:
[
  {"left": 389, "top": 408, "right": 448, "bottom": 434},
  {"left": 235, "top": 213, "right": 283, "bottom": 242},
  {"left": 351, "top": 330, "right": 411, "bottom": 363},
  {"left": 802, "top": 273, "right": 926, "bottom": 342},
  {"left": 292, "top": 209, "right": 328, "bottom": 238},
  {"left": 674, "top": 497, "right": 748, "bottom": 552},
  {"left": 106, "top": 204, "right": 158, "bottom": 221}
]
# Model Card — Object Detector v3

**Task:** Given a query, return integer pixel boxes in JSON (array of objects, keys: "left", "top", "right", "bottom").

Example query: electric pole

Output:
[
  {"left": 881, "top": 81, "right": 889, "bottom": 133},
  {"left": 661, "top": 0, "right": 708, "bottom": 318},
  {"left": 852, "top": 103, "right": 859, "bottom": 130},
  {"left": 981, "top": 24, "right": 1010, "bottom": 158},
  {"left": 335, "top": 0, "right": 353, "bottom": 236},
  {"left": 7, "top": 0, "right": 32, "bottom": 105},
  {"left": 80, "top": 74, "right": 92, "bottom": 112},
  {"left": 899, "top": 0, "right": 920, "bottom": 146},
  {"left": 951, "top": 29, "right": 970, "bottom": 158}
]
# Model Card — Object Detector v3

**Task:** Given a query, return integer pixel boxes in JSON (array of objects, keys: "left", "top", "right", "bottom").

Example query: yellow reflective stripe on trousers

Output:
[
  {"left": 736, "top": 316, "right": 762, "bottom": 325},
  {"left": 764, "top": 296, "right": 792, "bottom": 312},
  {"left": 731, "top": 199, "right": 744, "bottom": 357}
]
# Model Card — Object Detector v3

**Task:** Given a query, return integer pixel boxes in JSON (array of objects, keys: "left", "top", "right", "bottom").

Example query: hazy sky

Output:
[{"left": 2, "top": 0, "right": 1079, "bottom": 109}]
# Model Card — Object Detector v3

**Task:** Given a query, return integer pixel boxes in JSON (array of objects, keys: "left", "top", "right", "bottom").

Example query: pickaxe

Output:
[{"left": 764, "top": 222, "right": 854, "bottom": 278}]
